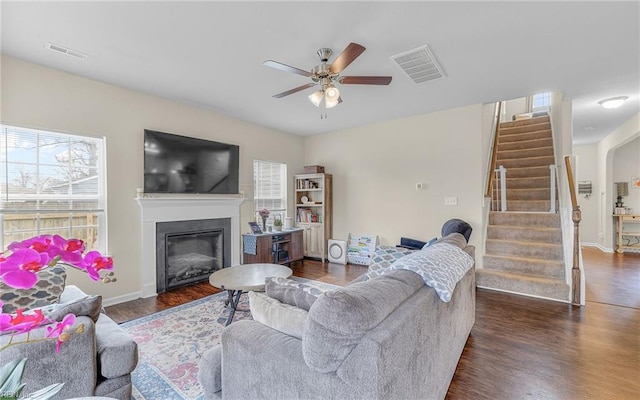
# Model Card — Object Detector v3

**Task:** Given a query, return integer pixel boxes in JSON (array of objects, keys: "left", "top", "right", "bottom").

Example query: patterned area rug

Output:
[{"left": 121, "top": 277, "right": 337, "bottom": 400}]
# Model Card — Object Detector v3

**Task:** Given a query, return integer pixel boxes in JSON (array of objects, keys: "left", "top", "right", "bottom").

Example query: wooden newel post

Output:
[{"left": 572, "top": 207, "right": 582, "bottom": 305}]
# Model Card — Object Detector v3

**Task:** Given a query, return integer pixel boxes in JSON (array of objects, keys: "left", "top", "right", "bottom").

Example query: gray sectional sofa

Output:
[{"left": 199, "top": 234, "right": 476, "bottom": 400}]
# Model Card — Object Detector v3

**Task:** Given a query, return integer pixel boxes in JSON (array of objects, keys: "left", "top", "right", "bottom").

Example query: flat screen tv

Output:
[{"left": 144, "top": 130, "right": 239, "bottom": 194}]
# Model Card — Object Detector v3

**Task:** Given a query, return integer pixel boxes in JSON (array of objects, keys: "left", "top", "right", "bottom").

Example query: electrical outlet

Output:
[
  {"left": 444, "top": 196, "right": 458, "bottom": 206},
  {"left": 416, "top": 183, "right": 427, "bottom": 190}
]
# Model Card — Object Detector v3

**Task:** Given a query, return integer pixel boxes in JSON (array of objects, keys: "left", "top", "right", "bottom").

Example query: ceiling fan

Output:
[{"left": 264, "top": 42, "right": 392, "bottom": 109}]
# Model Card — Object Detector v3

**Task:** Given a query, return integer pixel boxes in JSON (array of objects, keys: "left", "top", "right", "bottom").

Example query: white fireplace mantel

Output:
[{"left": 137, "top": 194, "right": 245, "bottom": 298}]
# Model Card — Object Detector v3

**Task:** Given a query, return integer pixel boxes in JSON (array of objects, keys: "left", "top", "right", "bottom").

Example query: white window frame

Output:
[
  {"left": 0, "top": 124, "right": 108, "bottom": 252},
  {"left": 253, "top": 160, "right": 287, "bottom": 225},
  {"left": 531, "top": 92, "right": 551, "bottom": 113}
]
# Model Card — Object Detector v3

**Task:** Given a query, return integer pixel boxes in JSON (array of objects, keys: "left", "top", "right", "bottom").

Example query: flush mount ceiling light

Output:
[{"left": 598, "top": 96, "right": 628, "bottom": 109}]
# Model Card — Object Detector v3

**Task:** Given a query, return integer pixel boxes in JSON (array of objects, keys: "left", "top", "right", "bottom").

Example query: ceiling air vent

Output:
[
  {"left": 390, "top": 45, "right": 445, "bottom": 84},
  {"left": 45, "top": 42, "right": 88, "bottom": 59}
]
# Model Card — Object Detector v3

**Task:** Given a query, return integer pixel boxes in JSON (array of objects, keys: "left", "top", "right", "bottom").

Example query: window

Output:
[
  {"left": 0, "top": 125, "right": 107, "bottom": 251},
  {"left": 253, "top": 160, "right": 287, "bottom": 224},
  {"left": 532, "top": 92, "right": 551, "bottom": 112}
]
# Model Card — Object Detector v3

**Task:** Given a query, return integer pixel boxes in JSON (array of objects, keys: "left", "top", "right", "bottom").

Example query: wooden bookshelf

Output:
[{"left": 294, "top": 173, "right": 332, "bottom": 261}]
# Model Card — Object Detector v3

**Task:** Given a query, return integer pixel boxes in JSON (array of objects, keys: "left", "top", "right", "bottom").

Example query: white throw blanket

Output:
[{"left": 365, "top": 242, "right": 474, "bottom": 302}]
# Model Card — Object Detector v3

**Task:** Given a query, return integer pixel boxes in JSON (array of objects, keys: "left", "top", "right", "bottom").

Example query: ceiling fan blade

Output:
[
  {"left": 272, "top": 83, "right": 317, "bottom": 98},
  {"left": 329, "top": 43, "right": 366, "bottom": 74},
  {"left": 263, "top": 60, "right": 312, "bottom": 77},
  {"left": 339, "top": 76, "right": 393, "bottom": 85}
]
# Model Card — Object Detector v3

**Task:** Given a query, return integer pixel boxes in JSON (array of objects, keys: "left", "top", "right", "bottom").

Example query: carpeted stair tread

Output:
[
  {"left": 489, "top": 211, "right": 559, "bottom": 226},
  {"left": 505, "top": 176, "right": 551, "bottom": 189},
  {"left": 486, "top": 239, "right": 563, "bottom": 260},
  {"left": 476, "top": 269, "right": 569, "bottom": 301},
  {"left": 496, "top": 155, "right": 555, "bottom": 169},
  {"left": 492, "top": 200, "right": 552, "bottom": 212},
  {"left": 483, "top": 254, "right": 565, "bottom": 278},
  {"left": 506, "top": 166, "right": 551, "bottom": 178},
  {"left": 487, "top": 225, "right": 562, "bottom": 243},
  {"left": 499, "top": 123, "right": 552, "bottom": 136},
  {"left": 498, "top": 137, "right": 553, "bottom": 151},
  {"left": 493, "top": 187, "right": 554, "bottom": 201},
  {"left": 500, "top": 116, "right": 550, "bottom": 128},
  {"left": 496, "top": 146, "right": 554, "bottom": 160},
  {"left": 498, "top": 129, "right": 553, "bottom": 143}
]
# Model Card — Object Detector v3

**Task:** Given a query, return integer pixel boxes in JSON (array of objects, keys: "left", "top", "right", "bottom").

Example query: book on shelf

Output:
[{"left": 297, "top": 208, "right": 320, "bottom": 223}]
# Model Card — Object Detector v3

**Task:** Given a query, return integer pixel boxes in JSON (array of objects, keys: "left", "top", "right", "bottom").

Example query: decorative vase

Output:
[{"left": 262, "top": 217, "right": 267, "bottom": 231}]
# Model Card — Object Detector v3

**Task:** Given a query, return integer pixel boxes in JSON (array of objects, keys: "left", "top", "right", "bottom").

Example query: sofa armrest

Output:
[
  {"left": 0, "top": 316, "right": 97, "bottom": 399},
  {"left": 95, "top": 314, "right": 138, "bottom": 379},
  {"left": 218, "top": 320, "right": 356, "bottom": 400}
]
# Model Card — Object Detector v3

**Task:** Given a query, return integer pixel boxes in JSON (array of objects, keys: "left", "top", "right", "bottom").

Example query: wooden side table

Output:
[{"left": 613, "top": 214, "right": 640, "bottom": 253}]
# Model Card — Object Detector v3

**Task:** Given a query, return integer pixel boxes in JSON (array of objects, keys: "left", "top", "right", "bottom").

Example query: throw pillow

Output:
[
  {"left": 0, "top": 265, "right": 67, "bottom": 314},
  {"left": 38, "top": 294, "right": 103, "bottom": 323},
  {"left": 249, "top": 291, "right": 308, "bottom": 339},
  {"left": 265, "top": 277, "right": 324, "bottom": 311}
]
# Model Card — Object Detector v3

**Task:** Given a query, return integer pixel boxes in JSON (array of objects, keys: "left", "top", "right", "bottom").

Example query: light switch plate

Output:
[{"left": 444, "top": 196, "right": 458, "bottom": 205}]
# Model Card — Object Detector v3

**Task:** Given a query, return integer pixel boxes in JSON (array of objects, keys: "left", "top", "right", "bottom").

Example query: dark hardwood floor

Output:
[{"left": 105, "top": 250, "right": 640, "bottom": 400}]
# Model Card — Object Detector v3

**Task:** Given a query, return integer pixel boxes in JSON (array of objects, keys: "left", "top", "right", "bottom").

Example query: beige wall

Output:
[
  {"left": 303, "top": 104, "right": 485, "bottom": 255},
  {"left": 573, "top": 144, "right": 600, "bottom": 244},
  {"left": 613, "top": 137, "right": 640, "bottom": 212},
  {"left": 1, "top": 56, "right": 305, "bottom": 304}
]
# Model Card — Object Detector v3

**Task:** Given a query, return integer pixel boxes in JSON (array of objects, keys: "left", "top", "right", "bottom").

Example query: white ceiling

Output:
[{"left": 2, "top": 1, "right": 639, "bottom": 143}]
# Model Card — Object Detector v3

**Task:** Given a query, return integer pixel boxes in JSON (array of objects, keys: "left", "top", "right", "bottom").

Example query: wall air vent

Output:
[
  {"left": 390, "top": 45, "right": 445, "bottom": 84},
  {"left": 45, "top": 42, "right": 88, "bottom": 59}
]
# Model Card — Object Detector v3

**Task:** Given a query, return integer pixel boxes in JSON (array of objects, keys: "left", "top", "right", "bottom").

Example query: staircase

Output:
[{"left": 478, "top": 115, "right": 570, "bottom": 301}]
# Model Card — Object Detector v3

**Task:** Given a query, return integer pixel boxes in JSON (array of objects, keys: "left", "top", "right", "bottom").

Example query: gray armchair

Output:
[{"left": 0, "top": 286, "right": 138, "bottom": 400}]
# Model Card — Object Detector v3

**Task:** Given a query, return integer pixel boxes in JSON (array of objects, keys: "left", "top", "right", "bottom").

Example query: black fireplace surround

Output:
[{"left": 156, "top": 218, "right": 231, "bottom": 293}]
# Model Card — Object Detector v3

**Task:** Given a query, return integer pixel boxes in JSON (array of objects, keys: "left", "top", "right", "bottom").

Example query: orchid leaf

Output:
[
  {"left": 23, "top": 382, "right": 65, "bottom": 400},
  {"left": 0, "top": 358, "right": 27, "bottom": 398}
]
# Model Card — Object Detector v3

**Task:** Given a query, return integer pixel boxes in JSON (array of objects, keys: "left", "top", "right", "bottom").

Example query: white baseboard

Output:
[
  {"left": 102, "top": 291, "right": 144, "bottom": 307},
  {"left": 476, "top": 285, "right": 573, "bottom": 304},
  {"left": 581, "top": 242, "right": 614, "bottom": 253}
]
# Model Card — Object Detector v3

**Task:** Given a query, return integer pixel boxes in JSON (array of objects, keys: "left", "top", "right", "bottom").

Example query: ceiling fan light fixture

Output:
[
  {"left": 598, "top": 96, "right": 628, "bottom": 109},
  {"left": 308, "top": 90, "right": 324, "bottom": 107},
  {"left": 325, "top": 85, "right": 340, "bottom": 102},
  {"left": 325, "top": 97, "right": 339, "bottom": 109}
]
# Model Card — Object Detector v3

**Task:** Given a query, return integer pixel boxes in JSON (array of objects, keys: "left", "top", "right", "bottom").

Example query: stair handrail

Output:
[
  {"left": 564, "top": 156, "right": 581, "bottom": 305},
  {"left": 485, "top": 101, "right": 503, "bottom": 198}
]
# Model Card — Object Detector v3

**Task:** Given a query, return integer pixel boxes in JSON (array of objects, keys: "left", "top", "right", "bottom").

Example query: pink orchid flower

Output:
[
  {"left": 0, "top": 302, "right": 50, "bottom": 334},
  {"left": 0, "top": 248, "right": 50, "bottom": 289},
  {"left": 8, "top": 234, "right": 54, "bottom": 254},
  {"left": 46, "top": 313, "right": 76, "bottom": 353},
  {"left": 48, "top": 235, "right": 85, "bottom": 264},
  {"left": 80, "top": 251, "right": 114, "bottom": 281}
]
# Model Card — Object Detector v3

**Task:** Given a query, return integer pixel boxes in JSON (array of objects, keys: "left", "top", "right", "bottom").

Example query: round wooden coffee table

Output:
[{"left": 209, "top": 263, "right": 293, "bottom": 325}]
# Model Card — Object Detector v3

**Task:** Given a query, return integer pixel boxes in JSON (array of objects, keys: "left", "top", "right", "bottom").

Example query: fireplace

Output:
[
  {"left": 137, "top": 195, "right": 244, "bottom": 298},
  {"left": 156, "top": 218, "right": 231, "bottom": 293}
]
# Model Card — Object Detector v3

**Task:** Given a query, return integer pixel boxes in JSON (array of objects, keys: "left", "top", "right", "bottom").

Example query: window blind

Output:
[{"left": 253, "top": 160, "right": 287, "bottom": 221}]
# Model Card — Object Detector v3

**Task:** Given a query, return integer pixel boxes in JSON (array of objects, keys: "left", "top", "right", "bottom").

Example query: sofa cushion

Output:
[
  {"left": 303, "top": 270, "right": 423, "bottom": 373},
  {"left": 36, "top": 294, "right": 103, "bottom": 323},
  {"left": 0, "top": 265, "right": 66, "bottom": 313},
  {"left": 249, "top": 291, "right": 308, "bottom": 339},
  {"left": 265, "top": 277, "right": 323, "bottom": 311},
  {"left": 95, "top": 315, "right": 139, "bottom": 378}
]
